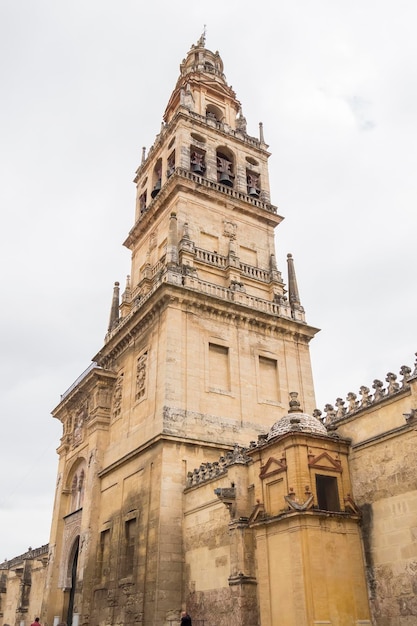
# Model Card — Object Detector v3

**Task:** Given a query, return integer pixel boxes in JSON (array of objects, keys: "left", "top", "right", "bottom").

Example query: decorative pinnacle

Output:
[
  {"left": 108, "top": 281, "right": 120, "bottom": 332},
  {"left": 287, "top": 253, "right": 301, "bottom": 308},
  {"left": 288, "top": 391, "right": 302, "bottom": 413},
  {"left": 197, "top": 25, "right": 207, "bottom": 47}
]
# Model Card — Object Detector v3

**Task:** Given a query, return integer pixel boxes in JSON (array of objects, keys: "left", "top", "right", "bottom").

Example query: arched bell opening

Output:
[
  {"left": 190, "top": 146, "right": 206, "bottom": 175},
  {"left": 216, "top": 147, "right": 235, "bottom": 188},
  {"left": 151, "top": 158, "right": 162, "bottom": 198},
  {"left": 167, "top": 150, "right": 175, "bottom": 178},
  {"left": 206, "top": 103, "right": 223, "bottom": 123},
  {"left": 246, "top": 169, "right": 261, "bottom": 197}
]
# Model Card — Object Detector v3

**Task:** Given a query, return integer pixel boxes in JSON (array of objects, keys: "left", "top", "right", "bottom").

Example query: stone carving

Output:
[
  {"left": 73, "top": 414, "right": 84, "bottom": 447},
  {"left": 236, "top": 108, "right": 247, "bottom": 133},
  {"left": 372, "top": 379, "right": 385, "bottom": 402},
  {"left": 112, "top": 372, "right": 123, "bottom": 419},
  {"left": 346, "top": 392, "right": 359, "bottom": 412},
  {"left": 187, "top": 445, "right": 251, "bottom": 488},
  {"left": 359, "top": 385, "right": 372, "bottom": 407},
  {"left": 284, "top": 493, "right": 314, "bottom": 511},
  {"left": 135, "top": 353, "right": 147, "bottom": 401},
  {"left": 335, "top": 398, "right": 346, "bottom": 418},
  {"left": 180, "top": 83, "right": 195, "bottom": 111},
  {"left": 385, "top": 372, "right": 400, "bottom": 395},
  {"left": 412, "top": 353, "right": 417, "bottom": 378},
  {"left": 323, "top": 404, "right": 336, "bottom": 422},
  {"left": 319, "top": 356, "right": 416, "bottom": 426},
  {"left": 400, "top": 365, "right": 412, "bottom": 388},
  {"left": 223, "top": 220, "right": 237, "bottom": 238}
]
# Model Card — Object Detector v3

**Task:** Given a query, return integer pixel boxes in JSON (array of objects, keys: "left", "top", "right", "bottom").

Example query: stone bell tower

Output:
[{"left": 44, "top": 35, "right": 319, "bottom": 626}]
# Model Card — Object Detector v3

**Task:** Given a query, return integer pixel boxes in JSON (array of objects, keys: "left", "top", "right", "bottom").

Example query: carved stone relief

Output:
[
  {"left": 112, "top": 372, "right": 124, "bottom": 419},
  {"left": 135, "top": 353, "right": 147, "bottom": 401}
]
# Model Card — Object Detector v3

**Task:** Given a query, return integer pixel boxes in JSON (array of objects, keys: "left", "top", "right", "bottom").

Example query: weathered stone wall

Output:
[
  {"left": 335, "top": 378, "right": 417, "bottom": 626},
  {"left": 1, "top": 548, "right": 48, "bottom": 626},
  {"left": 349, "top": 431, "right": 417, "bottom": 625}
]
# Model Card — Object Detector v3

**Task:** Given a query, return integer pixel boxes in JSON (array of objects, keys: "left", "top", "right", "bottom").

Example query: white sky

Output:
[{"left": 1, "top": 0, "right": 416, "bottom": 560}]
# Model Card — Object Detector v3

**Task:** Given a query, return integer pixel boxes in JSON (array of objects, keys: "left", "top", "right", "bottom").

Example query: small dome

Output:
[{"left": 267, "top": 412, "right": 328, "bottom": 440}]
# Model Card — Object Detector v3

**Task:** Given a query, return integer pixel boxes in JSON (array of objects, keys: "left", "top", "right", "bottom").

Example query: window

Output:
[
  {"left": 70, "top": 467, "right": 85, "bottom": 513},
  {"left": 190, "top": 147, "right": 206, "bottom": 174},
  {"left": 259, "top": 356, "right": 279, "bottom": 403},
  {"left": 246, "top": 170, "right": 261, "bottom": 197},
  {"left": 123, "top": 518, "right": 137, "bottom": 577},
  {"left": 151, "top": 158, "right": 162, "bottom": 198},
  {"left": 316, "top": 475, "right": 340, "bottom": 511},
  {"left": 216, "top": 148, "right": 234, "bottom": 187},
  {"left": 209, "top": 343, "right": 230, "bottom": 392},
  {"left": 139, "top": 190, "right": 147, "bottom": 214},
  {"left": 167, "top": 150, "right": 175, "bottom": 178},
  {"left": 98, "top": 529, "right": 111, "bottom": 580}
]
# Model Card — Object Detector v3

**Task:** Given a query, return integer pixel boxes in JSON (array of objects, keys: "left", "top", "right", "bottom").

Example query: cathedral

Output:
[{"left": 1, "top": 36, "right": 417, "bottom": 626}]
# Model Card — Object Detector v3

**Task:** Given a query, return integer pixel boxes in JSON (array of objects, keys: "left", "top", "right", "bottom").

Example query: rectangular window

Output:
[
  {"left": 123, "top": 518, "right": 137, "bottom": 577},
  {"left": 98, "top": 529, "right": 111, "bottom": 580},
  {"left": 209, "top": 343, "right": 230, "bottom": 391},
  {"left": 316, "top": 475, "right": 340, "bottom": 511},
  {"left": 259, "top": 356, "right": 279, "bottom": 402}
]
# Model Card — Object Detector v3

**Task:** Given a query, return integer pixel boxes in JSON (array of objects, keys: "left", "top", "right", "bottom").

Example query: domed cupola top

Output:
[
  {"left": 179, "top": 31, "right": 225, "bottom": 81},
  {"left": 267, "top": 392, "right": 328, "bottom": 441},
  {"left": 163, "top": 32, "right": 239, "bottom": 124}
]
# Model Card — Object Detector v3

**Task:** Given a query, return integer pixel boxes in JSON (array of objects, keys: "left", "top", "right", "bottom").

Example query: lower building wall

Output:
[
  {"left": 255, "top": 514, "right": 371, "bottom": 626},
  {"left": 1, "top": 550, "right": 48, "bottom": 626},
  {"left": 330, "top": 379, "right": 417, "bottom": 626},
  {"left": 185, "top": 583, "right": 259, "bottom": 626}
]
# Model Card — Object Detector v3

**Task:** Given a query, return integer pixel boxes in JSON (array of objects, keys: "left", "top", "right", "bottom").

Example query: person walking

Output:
[{"left": 180, "top": 610, "right": 192, "bottom": 626}]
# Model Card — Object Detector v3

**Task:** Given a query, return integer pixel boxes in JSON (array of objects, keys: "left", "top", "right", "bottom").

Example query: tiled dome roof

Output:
[{"left": 267, "top": 412, "right": 327, "bottom": 440}]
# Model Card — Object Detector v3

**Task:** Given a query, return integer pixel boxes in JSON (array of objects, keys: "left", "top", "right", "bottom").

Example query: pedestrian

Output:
[
  {"left": 180, "top": 610, "right": 192, "bottom": 626},
  {"left": 31, "top": 618, "right": 41, "bottom": 626}
]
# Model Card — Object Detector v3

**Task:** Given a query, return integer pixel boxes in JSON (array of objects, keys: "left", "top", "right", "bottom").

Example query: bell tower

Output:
[
  {"left": 45, "top": 36, "right": 319, "bottom": 626},
  {"left": 100, "top": 34, "right": 318, "bottom": 444}
]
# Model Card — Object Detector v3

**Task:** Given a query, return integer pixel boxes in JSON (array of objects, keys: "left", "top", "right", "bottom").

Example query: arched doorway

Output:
[{"left": 66, "top": 536, "right": 79, "bottom": 626}]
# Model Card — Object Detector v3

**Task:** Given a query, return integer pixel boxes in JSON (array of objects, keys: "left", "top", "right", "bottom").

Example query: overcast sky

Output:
[{"left": 1, "top": 0, "right": 416, "bottom": 560}]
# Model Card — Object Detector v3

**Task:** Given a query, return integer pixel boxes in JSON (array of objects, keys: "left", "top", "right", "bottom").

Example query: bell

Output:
[
  {"left": 191, "top": 163, "right": 204, "bottom": 174},
  {"left": 248, "top": 187, "right": 260, "bottom": 197},
  {"left": 219, "top": 172, "right": 233, "bottom": 187},
  {"left": 151, "top": 179, "right": 161, "bottom": 198}
]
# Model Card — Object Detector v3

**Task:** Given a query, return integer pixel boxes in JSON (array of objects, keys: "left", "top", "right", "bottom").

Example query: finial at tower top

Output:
[{"left": 196, "top": 25, "right": 207, "bottom": 48}]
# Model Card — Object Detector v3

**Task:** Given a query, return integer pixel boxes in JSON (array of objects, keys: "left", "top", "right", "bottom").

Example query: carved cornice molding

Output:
[{"left": 99, "top": 280, "right": 318, "bottom": 366}]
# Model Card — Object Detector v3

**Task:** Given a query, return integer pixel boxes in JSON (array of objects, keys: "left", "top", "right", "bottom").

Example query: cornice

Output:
[
  {"left": 125, "top": 167, "right": 281, "bottom": 250},
  {"left": 96, "top": 278, "right": 319, "bottom": 367}
]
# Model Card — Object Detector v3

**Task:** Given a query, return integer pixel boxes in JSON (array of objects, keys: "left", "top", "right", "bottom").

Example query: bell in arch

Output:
[
  {"left": 218, "top": 171, "right": 233, "bottom": 186},
  {"left": 191, "top": 151, "right": 205, "bottom": 174},
  {"left": 151, "top": 179, "right": 161, "bottom": 198}
]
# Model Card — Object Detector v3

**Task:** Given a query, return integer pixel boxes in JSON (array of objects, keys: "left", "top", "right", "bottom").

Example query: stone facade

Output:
[
  {"left": 0, "top": 545, "right": 48, "bottom": 626},
  {"left": 2, "top": 36, "right": 416, "bottom": 626}
]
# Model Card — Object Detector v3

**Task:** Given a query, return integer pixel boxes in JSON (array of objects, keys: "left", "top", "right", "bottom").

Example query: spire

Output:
[
  {"left": 287, "top": 253, "right": 301, "bottom": 309},
  {"left": 108, "top": 281, "right": 120, "bottom": 332},
  {"left": 196, "top": 25, "right": 207, "bottom": 48},
  {"left": 122, "top": 275, "right": 131, "bottom": 303}
]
